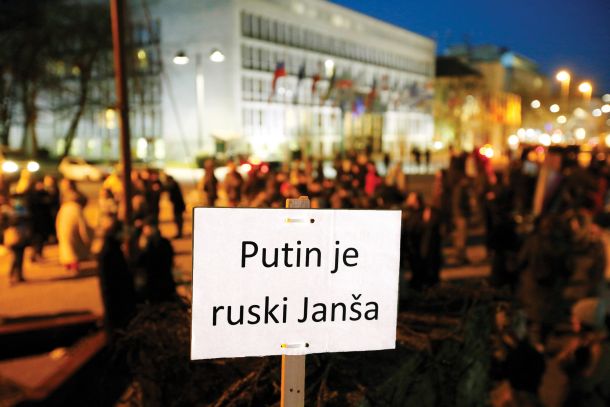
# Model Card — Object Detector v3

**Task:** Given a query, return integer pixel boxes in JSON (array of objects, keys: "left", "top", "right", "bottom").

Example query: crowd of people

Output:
[{"left": 2, "top": 144, "right": 609, "bottom": 405}]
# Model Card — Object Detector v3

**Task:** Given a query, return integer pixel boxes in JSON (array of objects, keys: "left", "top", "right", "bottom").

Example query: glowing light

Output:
[
  {"left": 105, "top": 108, "right": 116, "bottom": 130},
  {"left": 601, "top": 104, "right": 610, "bottom": 113},
  {"left": 574, "top": 128, "right": 586, "bottom": 140},
  {"left": 2, "top": 160, "right": 18, "bottom": 173},
  {"left": 517, "top": 128, "right": 526, "bottom": 138},
  {"left": 479, "top": 144, "right": 494, "bottom": 158},
  {"left": 551, "top": 132, "right": 563, "bottom": 144},
  {"left": 573, "top": 107, "right": 587, "bottom": 118},
  {"left": 239, "top": 163, "right": 252, "bottom": 173},
  {"left": 324, "top": 59, "right": 335, "bottom": 77},
  {"left": 557, "top": 115, "right": 567, "bottom": 124},
  {"left": 507, "top": 134, "right": 519, "bottom": 148},
  {"left": 603, "top": 94, "right": 610, "bottom": 103},
  {"left": 26, "top": 161, "right": 39, "bottom": 172},
  {"left": 530, "top": 99, "right": 541, "bottom": 109},
  {"left": 605, "top": 134, "right": 610, "bottom": 148},
  {"left": 209, "top": 49, "right": 225, "bottom": 63},
  {"left": 539, "top": 133, "right": 551, "bottom": 146},
  {"left": 526, "top": 128, "right": 536, "bottom": 138},
  {"left": 172, "top": 51, "right": 189, "bottom": 65},
  {"left": 137, "top": 49, "right": 147, "bottom": 60},
  {"left": 578, "top": 81, "right": 592, "bottom": 94},
  {"left": 433, "top": 140, "right": 444, "bottom": 150},
  {"left": 593, "top": 109, "right": 602, "bottom": 117},
  {"left": 555, "top": 70, "right": 570, "bottom": 82},
  {"left": 550, "top": 104, "right": 560, "bottom": 113}
]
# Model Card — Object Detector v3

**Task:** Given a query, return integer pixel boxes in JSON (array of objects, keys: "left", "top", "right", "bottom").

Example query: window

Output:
[
  {"left": 260, "top": 17, "right": 269, "bottom": 41},
  {"left": 261, "top": 48, "right": 271, "bottom": 71},
  {"left": 241, "top": 12, "right": 252, "bottom": 36},
  {"left": 251, "top": 15, "right": 260, "bottom": 38},
  {"left": 242, "top": 45, "right": 253, "bottom": 69}
]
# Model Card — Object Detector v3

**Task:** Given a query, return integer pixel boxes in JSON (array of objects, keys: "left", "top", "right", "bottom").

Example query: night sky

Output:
[{"left": 330, "top": 0, "right": 610, "bottom": 94}]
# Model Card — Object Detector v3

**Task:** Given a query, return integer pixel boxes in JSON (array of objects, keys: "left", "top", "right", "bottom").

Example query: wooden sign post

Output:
[{"left": 281, "top": 196, "right": 310, "bottom": 407}]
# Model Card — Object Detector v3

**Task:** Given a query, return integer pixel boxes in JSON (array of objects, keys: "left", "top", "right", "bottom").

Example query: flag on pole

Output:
[
  {"left": 271, "top": 61, "right": 287, "bottom": 94},
  {"left": 293, "top": 62, "right": 306, "bottom": 104},
  {"left": 365, "top": 78, "right": 377, "bottom": 111}
]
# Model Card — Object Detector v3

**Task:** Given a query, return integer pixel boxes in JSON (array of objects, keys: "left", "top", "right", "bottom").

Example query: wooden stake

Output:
[{"left": 281, "top": 196, "right": 309, "bottom": 407}]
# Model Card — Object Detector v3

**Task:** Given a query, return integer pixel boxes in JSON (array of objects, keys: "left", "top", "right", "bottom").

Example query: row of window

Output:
[
  {"left": 241, "top": 44, "right": 425, "bottom": 96},
  {"left": 240, "top": 11, "right": 432, "bottom": 76}
]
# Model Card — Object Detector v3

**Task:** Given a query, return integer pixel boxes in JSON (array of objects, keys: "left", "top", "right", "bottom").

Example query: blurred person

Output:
[
  {"left": 200, "top": 159, "right": 218, "bottom": 206},
  {"left": 364, "top": 162, "right": 381, "bottom": 197},
  {"left": 98, "top": 217, "right": 136, "bottom": 335},
  {"left": 559, "top": 298, "right": 610, "bottom": 407},
  {"left": 56, "top": 189, "right": 92, "bottom": 273},
  {"left": 14, "top": 169, "right": 33, "bottom": 194},
  {"left": 517, "top": 215, "right": 572, "bottom": 348},
  {"left": 98, "top": 188, "right": 118, "bottom": 228},
  {"left": 166, "top": 175, "right": 186, "bottom": 238},
  {"left": 0, "top": 173, "right": 9, "bottom": 203},
  {"left": 411, "top": 146, "right": 421, "bottom": 169},
  {"left": 451, "top": 176, "right": 472, "bottom": 265},
  {"left": 144, "top": 170, "right": 163, "bottom": 225},
  {"left": 402, "top": 193, "right": 441, "bottom": 289},
  {"left": 43, "top": 175, "right": 60, "bottom": 241},
  {"left": 26, "top": 179, "right": 53, "bottom": 262},
  {"left": 424, "top": 148, "right": 431, "bottom": 171},
  {"left": 4, "top": 200, "right": 29, "bottom": 285},
  {"left": 224, "top": 160, "right": 243, "bottom": 206},
  {"left": 137, "top": 219, "right": 176, "bottom": 303}
]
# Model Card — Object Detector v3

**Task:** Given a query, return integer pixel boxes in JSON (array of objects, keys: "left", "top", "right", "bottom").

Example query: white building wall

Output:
[{"left": 150, "top": 0, "right": 435, "bottom": 163}]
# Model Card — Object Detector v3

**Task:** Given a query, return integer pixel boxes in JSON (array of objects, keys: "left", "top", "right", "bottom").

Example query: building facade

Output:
[{"left": 149, "top": 0, "right": 435, "bottom": 163}]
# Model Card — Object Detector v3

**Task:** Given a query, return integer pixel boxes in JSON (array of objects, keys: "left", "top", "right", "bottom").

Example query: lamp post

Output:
[
  {"left": 173, "top": 48, "right": 225, "bottom": 153},
  {"left": 555, "top": 70, "right": 571, "bottom": 105},
  {"left": 578, "top": 81, "right": 592, "bottom": 104}
]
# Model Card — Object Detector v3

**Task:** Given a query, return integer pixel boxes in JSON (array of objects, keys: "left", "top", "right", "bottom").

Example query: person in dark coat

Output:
[
  {"left": 26, "top": 180, "right": 53, "bottom": 262},
  {"left": 137, "top": 219, "right": 177, "bottom": 303},
  {"left": 166, "top": 176, "right": 186, "bottom": 238},
  {"left": 98, "top": 218, "right": 136, "bottom": 335},
  {"left": 144, "top": 170, "right": 163, "bottom": 225}
]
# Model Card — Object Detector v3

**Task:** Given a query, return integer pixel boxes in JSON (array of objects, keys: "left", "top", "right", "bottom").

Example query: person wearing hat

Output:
[{"left": 558, "top": 297, "right": 610, "bottom": 407}]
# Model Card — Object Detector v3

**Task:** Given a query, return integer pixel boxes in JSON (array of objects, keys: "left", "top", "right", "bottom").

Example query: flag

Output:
[
  {"left": 311, "top": 72, "right": 321, "bottom": 94},
  {"left": 271, "top": 61, "right": 286, "bottom": 94},
  {"left": 365, "top": 78, "right": 377, "bottom": 111},
  {"left": 293, "top": 62, "right": 306, "bottom": 104},
  {"left": 352, "top": 96, "right": 365, "bottom": 116}
]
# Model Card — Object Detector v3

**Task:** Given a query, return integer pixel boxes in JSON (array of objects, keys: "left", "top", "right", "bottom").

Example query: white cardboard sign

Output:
[{"left": 191, "top": 208, "right": 402, "bottom": 360}]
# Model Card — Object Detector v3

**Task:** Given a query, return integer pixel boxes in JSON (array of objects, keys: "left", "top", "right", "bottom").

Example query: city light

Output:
[
  {"left": 172, "top": 50, "right": 189, "bottom": 65},
  {"left": 539, "top": 133, "right": 551, "bottom": 146},
  {"left": 324, "top": 59, "right": 335, "bottom": 76},
  {"left": 26, "top": 161, "right": 40, "bottom": 172},
  {"left": 550, "top": 104, "right": 560, "bottom": 113},
  {"left": 551, "top": 132, "right": 563, "bottom": 144},
  {"left": 479, "top": 144, "right": 494, "bottom": 158},
  {"left": 602, "top": 104, "right": 610, "bottom": 113},
  {"left": 578, "top": 81, "right": 593, "bottom": 102},
  {"left": 578, "top": 81, "right": 592, "bottom": 93},
  {"left": 530, "top": 99, "right": 541, "bottom": 109},
  {"left": 593, "top": 109, "right": 602, "bottom": 117},
  {"left": 574, "top": 128, "right": 586, "bottom": 140},
  {"left": 606, "top": 134, "right": 610, "bottom": 148},
  {"left": 1, "top": 160, "right": 18, "bottom": 173},
  {"left": 557, "top": 115, "right": 567, "bottom": 124},
  {"left": 209, "top": 49, "right": 225, "bottom": 63},
  {"left": 433, "top": 140, "right": 444, "bottom": 150},
  {"left": 603, "top": 94, "right": 610, "bottom": 103},
  {"left": 555, "top": 70, "right": 570, "bottom": 83},
  {"left": 573, "top": 107, "right": 587, "bottom": 118},
  {"left": 507, "top": 134, "right": 519, "bottom": 148}
]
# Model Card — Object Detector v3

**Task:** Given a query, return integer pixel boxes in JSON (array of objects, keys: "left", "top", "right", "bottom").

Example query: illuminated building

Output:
[{"left": 147, "top": 0, "right": 436, "bottom": 162}]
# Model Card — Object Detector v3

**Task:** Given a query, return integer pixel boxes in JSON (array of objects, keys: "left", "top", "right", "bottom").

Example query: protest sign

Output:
[{"left": 191, "top": 207, "right": 401, "bottom": 360}]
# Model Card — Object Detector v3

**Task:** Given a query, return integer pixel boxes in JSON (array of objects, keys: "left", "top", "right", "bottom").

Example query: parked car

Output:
[
  {"left": 58, "top": 157, "right": 106, "bottom": 181},
  {"left": 0, "top": 148, "right": 40, "bottom": 181}
]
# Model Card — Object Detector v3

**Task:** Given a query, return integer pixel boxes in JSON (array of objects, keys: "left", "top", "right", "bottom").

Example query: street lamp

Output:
[
  {"left": 555, "top": 70, "right": 571, "bottom": 101},
  {"left": 173, "top": 49, "right": 225, "bottom": 152},
  {"left": 578, "top": 81, "right": 592, "bottom": 104}
]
